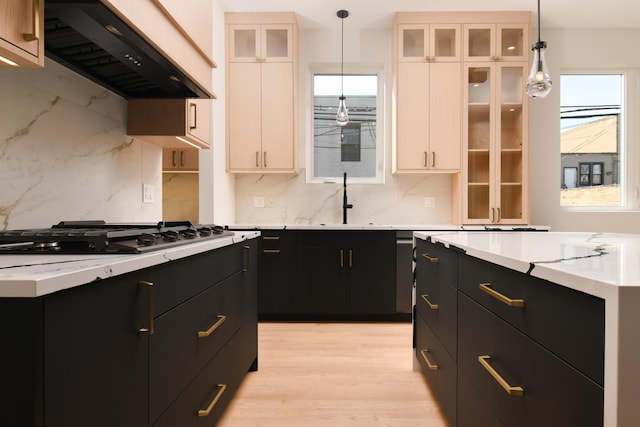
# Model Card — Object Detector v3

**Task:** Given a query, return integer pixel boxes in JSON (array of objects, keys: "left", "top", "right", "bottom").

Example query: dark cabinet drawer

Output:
[
  {"left": 415, "top": 239, "right": 457, "bottom": 289},
  {"left": 415, "top": 310, "right": 456, "bottom": 426},
  {"left": 458, "top": 293, "right": 603, "bottom": 427},
  {"left": 150, "top": 273, "right": 243, "bottom": 423},
  {"left": 458, "top": 253, "right": 604, "bottom": 386},
  {"left": 415, "top": 276, "right": 457, "bottom": 360},
  {"left": 260, "top": 230, "right": 296, "bottom": 247},
  {"left": 458, "top": 370, "right": 505, "bottom": 427}
]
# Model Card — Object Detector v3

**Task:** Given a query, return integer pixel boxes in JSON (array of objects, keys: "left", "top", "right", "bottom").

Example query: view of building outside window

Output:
[
  {"left": 313, "top": 74, "right": 378, "bottom": 180},
  {"left": 560, "top": 74, "right": 623, "bottom": 207}
]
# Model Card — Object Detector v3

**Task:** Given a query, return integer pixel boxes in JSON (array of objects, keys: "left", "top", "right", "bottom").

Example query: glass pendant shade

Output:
[
  {"left": 526, "top": 42, "right": 552, "bottom": 98},
  {"left": 336, "top": 95, "right": 349, "bottom": 126}
]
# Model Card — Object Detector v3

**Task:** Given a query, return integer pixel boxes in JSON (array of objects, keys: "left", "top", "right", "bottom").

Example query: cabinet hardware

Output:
[
  {"left": 263, "top": 151, "right": 267, "bottom": 168},
  {"left": 349, "top": 249, "right": 353, "bottom": 268},
  {"left": 242, "top": 245, "right": 251, "bottom": 272},
  {"left": 197, "top": 383, "right": 227, "bottom": 416},
  {"left": 263, "top": 236, "right": 281, "bottom": 241},
  {"left": 423, "top": 151, "right": 428, "bottom": 168},
  {"left": 189, "top": 102, "right": 197, "bottom": 130},
  {"left": 171, "top": 150, "right": 177, "bottom": 167},
  {"left": 179, "top": 150, "right": 184, "bottom": 167},
  {"left": 23, "top": 0, "right": 40, "bottom": 41},
  {"left": 431, "top": 152, "right": 436, "bottom": 168},
  {"left": 421, "top": 294, "right": 439, "bottom": 310},
  {"left": 255, "top": 152, "right": 260, "bottom": 167},
  {"left": 421, "top": 253, "right": 439, "bottom": 263},
  {"left": 491, "top": 208, "right": 496, "bottom": 223},
  {"left": 478, "top": 355, "right": 524, "bottom": 396},
  {"left": 138, "top": 281, "right": 154, "bottom": 335},
  {"left": 262, "top": 249, "right": 281, "bottom": 254},
  {"left": 340, "top": 250, "right": 344, "bottom": 268},
  {"left": 479, "top": 283, "right": 525, "bottom": 307},
  {"left": 197, "top": 315, "right": 227, "bottom": 338},
  {"left": 497, "top": 207, "right": 501, "bottom": 222},
  {"left": 420, "top": 349, "right": 439, "bottom": 370}
]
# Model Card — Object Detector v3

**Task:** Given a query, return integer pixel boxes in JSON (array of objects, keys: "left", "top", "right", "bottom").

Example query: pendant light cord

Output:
[
  {"left": 341, "top": 15, "right": 344, "bottom": 98},
  {"left": 537, "top": 0, "right": 541, "bottom": 44}
]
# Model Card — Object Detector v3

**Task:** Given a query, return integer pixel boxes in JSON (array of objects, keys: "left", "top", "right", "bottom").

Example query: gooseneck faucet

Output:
[{"left": 343, "top": 172, "right": 353, "bottom": 224}]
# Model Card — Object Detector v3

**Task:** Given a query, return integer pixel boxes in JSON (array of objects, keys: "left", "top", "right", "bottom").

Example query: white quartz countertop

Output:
[
  {"left": 415, "top": 231, "right": 640, "bottom": 298},
  {"left": 228, "top": 224, "right": 549, "bottom": 231},
  {"left": 0, "top": 231, "right": 260, "bottom": 298}
]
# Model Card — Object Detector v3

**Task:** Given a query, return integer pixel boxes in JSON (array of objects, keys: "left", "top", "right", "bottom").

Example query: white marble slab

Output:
[{"left": 0, "top": 231, "right": 259, "bottom": 298}]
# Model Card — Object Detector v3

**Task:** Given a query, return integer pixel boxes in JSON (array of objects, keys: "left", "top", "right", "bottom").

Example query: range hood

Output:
[{"left": 44, "top": 0, "right": 210, "bottom": 99}]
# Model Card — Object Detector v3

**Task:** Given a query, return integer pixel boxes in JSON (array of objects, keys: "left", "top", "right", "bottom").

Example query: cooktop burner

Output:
[{"left": 0, "top": 221, "right": 234, "bottom": 254}]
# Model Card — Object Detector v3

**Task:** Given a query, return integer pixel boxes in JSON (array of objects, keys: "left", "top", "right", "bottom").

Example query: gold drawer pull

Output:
[
  {"left": 479, "top": 283, "right": 525, "bottom": 307},
  {"left": 197, "top": 315, "right": 227, "bottom": 338},
  {"left": 478, "top": 355, "right": 524, "bottom": 396},
  {"left": 23, "top": 0, "right": 40, "bottom": 41},
  {"left": 263, "top": 236, "right": 280, "bottom": 240},
  {"left": 138, "top": 281, "right": 154, "bottom": 335},
  {"left": 197, "top": 383, "right": 227, "bottom": 417},
  {"left": 420, "top": 349, "right": 439, "bottom": 370},
  {"left": 262, "top": 249, "right": 281, "bottom": 254},
  {"left": 421, "top": 253, "right": 439, "bottom": 263},
  {"left": 421, "top": 294, "right": 439, "bottom": 310}
]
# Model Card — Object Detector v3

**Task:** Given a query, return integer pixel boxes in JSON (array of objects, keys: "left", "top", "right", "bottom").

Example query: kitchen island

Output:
[
  {"left": 414, "top": 231, "right": 640, "bottom": 427},
  {"left": 0, "top": 231, "right": 259, "bottom": 427}
]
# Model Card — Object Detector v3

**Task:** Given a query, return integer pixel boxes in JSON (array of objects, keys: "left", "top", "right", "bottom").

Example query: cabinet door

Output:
[
  {"left": 464, "top": 24, "right": 495, "bottom": 62},
  {"left": 464, "top": 23, "right": 528, "bottom": 62},
  {"left": 396, "top": 62, "right": 429, "bottom": 170},
  {"left": 397, "top": 24, "right": 429, "bottom": 62},
  {"left": 302, "top": 245, "right": 348, "bottom": 313},
  {"left": 44, "top": 271, "right": 149, "bottom": 427},
  {"left": 163, "top": 148, "right": 199, "bottom": 171},
  {"left": 429, "top": 62, "right": 462, "bottom": 170},
  {"left": 259, "top": 245, "right": 300, "bottom": 315},
  {"left": 496, "top": 24, "right": 528, "bottom": 62},
  {"left": 0, "top": 0, "right": 43, "bottom": 67},
  {"left": 228, "top": 62, "right": 263, "bottom": 170},
  {"left": 261, "top": 62, "right": 295, "bottom": 170},
  {"left": 186, "top": 99, "right": 211, "bottom": 145},
  {"left": 228, "top": 24, "right": 260, "bottom": 62},
  {"left": 262, "top": 24, "right": 293, "bottom": 62},
  {"left": 430, "top": 24, "right": 461, "bottom": 62}
]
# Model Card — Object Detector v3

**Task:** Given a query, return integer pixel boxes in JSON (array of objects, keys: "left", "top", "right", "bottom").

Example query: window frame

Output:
[
  {"left": 306, "top": 64, "right": 385, "bottom": 184},
  {"left": 559, "top": 69, "right": 640, "bottom": 211}
]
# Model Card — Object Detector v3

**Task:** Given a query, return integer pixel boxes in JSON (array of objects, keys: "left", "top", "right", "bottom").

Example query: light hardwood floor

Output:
[{"left": 217, "top": 322, "right": 449, "bottom": 427}]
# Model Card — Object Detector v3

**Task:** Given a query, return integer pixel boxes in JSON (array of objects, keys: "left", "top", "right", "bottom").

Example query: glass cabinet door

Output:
[
  {"left": 464, "top": 24, "right": 494, "bottom": 61},
  {"left": 497, "top": 25, "right": 528, "bottom": 61},
  {"left": 397, "top": 24, "right": 429, "bottom": 62},
  {"left": 229, "top": 25, "right": 259, "bottom": 62},
  {"left": 262, "top": 25, "right": 292, "bottom": 61},
  {"left": 465, "top": 64, "right": 494, "bottom": 221},
  {"left": 431, "top": 24, "right": 461, "bottom": 62},
  {"left": 230, "top": 24, "right": 292, "bottom": 62},
  {"left": 465, "top": 23, "right": 528, "bottom": 62},
  {"left": 497, "top": 64, "right": 528, "bottom": 222}
]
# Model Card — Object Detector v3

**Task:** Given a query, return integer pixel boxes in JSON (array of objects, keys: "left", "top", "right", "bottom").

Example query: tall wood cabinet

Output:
[
  {"left": 0, "top": 0, "right": 44, "bottom": 67},
  {"left": 226, "top": 13, "right": 298, "bottom": 173},
  {"left": 393, "top": 19, "right": 462, "bottom": 173},
  {"left": 461, "top": 15, "right": 530, "bottom": 224}
]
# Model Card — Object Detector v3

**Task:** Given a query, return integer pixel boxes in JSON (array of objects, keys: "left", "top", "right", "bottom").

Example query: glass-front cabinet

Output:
[
  {"left": 397, "top": 24, "right": 461, "bottom": 62},
  {"left": 228, "top": 24, "right": 292, "bottom": 62},
  {"left": 463, "top": 62, "right": 529, "bottom": 224},
  {"left": 464, "top": 23, "right": 528, "bottom": 62}
]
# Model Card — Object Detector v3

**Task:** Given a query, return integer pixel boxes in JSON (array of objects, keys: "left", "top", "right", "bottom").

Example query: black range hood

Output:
[{"left": 44, "top": 0, "right": 210, "bottom": 99}]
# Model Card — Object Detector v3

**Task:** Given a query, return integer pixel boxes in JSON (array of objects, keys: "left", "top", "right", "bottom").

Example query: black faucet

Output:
[{"left": 343, "top": 172, "right": 353, "bottom": 224}]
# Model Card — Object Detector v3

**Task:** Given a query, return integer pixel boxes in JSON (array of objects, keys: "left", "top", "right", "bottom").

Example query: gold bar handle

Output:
[
  {"left": 263, "top": 236, "right": 280, "bottom": 241},
  {"left": 421, "top": 253, "right": 439, "bottom": 263},
  {"left": 23, "top": 0, "right": 40, "bottom": 41},
  {"left": 256, "top": 151, "right": 260, "bottom": 167},
  {"left": 262, "top": 249, "right": 281, "bottom": 254},
  {"left": 497, "top": 207, "right": 501, "bottom": 222},
  {"left": 171, "top": 150, "right": 177, "bottom": 167},
  {"left": 479, "top": 283, "right": 525, "bottom": 307},
  {"left": 138, "top": 281, "right": 154, "bottom": 335},
  {"left": 197, "top": 383, "right": 227, "bottom": 417},
  {"left": 423, "top": 151, "right": 428, "bottom": 168},
  {"left": 420, "top": 349, "right": 439, "bottom": 370},
  {"left": 197, "top": 315, "right": 226, "bottom": 338},
  {"left": 189, "top": 102, "right": 197, "bottom": 130},
  {"left": 421, "top": 294, "right": 439, "bottom": 310},
  {"left": 349, "top": 249, "right": 353, "bottom": 268},
  {"left": 179, "top": 150, "right": 184, "bottom": 167},
  {"left": 431, "top": 151, "right": 436, "bottom": 168},
  {"left": 340, "top": 250, "right": 344, "bottom": 268},
  {"left": 242, "top": 245, "right": 250, "bottom": 272},
  {"left": 478, "top": 355, "right": 524, "bottom": 396},
  {"left": 263, "top": 151, "right": 267, "bottom": 168}
]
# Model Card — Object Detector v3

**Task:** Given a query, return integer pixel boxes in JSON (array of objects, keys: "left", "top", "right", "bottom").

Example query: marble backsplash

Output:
[
  {"left": 0, "top": 60, "right": 162, "bottom": 230},
  {"left": 234, "top": 170, "right": 455, "bottom": 225}
]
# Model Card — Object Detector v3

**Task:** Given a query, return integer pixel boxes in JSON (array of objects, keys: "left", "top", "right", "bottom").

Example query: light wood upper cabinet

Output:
[
  {"left": 162, "top": 147, "right": 198, "bottom": 172},
  {"left": 0, "top": 0, "right": 44, "bottom": 67},
  {"left": 464, "top": 23, "right": 529, "bottom": 62},
  {"left": 462, "top": 62, "right": 529, "bottom": 224},
  {"left": 226, "top": 13, "right": 298, "bottom": 173},
  {"left": 393, "top": 16, "right": 462, "bottom": 173},
  {"left": 127, "top": 98, "right": 211, "bottom": 148}
]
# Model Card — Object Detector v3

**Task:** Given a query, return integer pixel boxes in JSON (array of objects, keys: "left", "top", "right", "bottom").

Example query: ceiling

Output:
[{"left": 218, "top": 0, "right": 640, "bottom": 31}]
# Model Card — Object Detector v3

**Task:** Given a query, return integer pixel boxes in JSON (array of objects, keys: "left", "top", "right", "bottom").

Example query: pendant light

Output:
[
  {"left": 526, "top": 0, "right": 552, "bottom": 98},
  {"left": 336, "top": 9, "right": 349, "bottom": 126}
]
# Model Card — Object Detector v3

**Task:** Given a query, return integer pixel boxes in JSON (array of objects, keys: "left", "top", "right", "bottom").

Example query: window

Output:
[
  {"left": 560, "top": 74, "right": 623, "bottom": 207},
  {"left": 310, "top": 73, "right": 382, "bottom": 183}
]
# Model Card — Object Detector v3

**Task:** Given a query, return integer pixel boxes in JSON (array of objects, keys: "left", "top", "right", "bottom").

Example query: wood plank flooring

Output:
[{"left": 217, "top": 322, "right": 448, "bottom": 426}]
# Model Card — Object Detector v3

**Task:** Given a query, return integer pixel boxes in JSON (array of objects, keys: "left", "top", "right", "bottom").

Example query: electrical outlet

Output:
[
  {"left": 424, "top": 197, "right": 436, "bottom": 208},
  {"left": 143, "top": 184, "right": 155, "bottom": 203},
  {"left": 253, "top": 196, "right": 265, "bottom": 208}
]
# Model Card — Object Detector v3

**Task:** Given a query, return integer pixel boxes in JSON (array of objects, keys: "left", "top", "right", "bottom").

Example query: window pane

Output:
[
  {"left": 560, "top": 74, "right": 622, "bottom": 207},
  {"left": 313, "top": 74, "right": 378, "bottom": 180}
]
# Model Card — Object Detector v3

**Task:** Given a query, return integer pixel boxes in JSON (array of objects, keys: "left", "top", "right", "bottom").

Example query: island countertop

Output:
[
  {"left": 414, "top": 230, "right": 640, "bottom": 426},
  {"left": 0, "top": 231, "right": 260, "bottom": 298}
]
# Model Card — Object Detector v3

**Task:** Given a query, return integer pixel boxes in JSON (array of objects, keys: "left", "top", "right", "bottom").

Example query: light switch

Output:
[{"left": 143, "top": 184, "right": 155, "bottom": 203}]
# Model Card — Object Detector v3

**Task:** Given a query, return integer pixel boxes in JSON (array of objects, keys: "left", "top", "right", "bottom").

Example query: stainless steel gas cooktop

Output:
[{"left": 0, "top": 221, "right": 234, "bottom": 254}]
